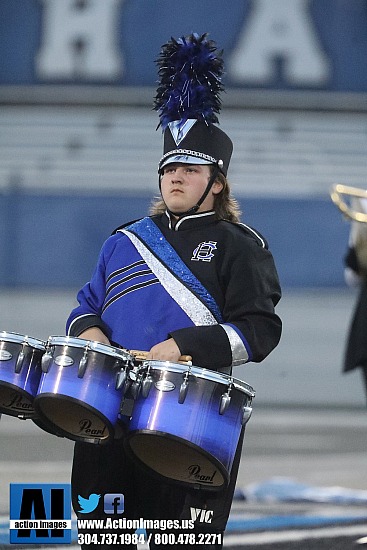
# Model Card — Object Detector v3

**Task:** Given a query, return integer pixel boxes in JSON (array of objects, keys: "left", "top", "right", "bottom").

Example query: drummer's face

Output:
[{"left": 160, "top": 163, "right": 223, "bottom": 214}]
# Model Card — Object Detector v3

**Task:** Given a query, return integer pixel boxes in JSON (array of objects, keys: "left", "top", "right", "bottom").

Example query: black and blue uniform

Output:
[{"left": 68, "top": 210, "right": 281, "bottom": 549}]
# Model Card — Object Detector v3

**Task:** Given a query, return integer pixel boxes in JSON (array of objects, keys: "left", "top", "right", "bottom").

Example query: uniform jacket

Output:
[{"left": 66, "top": 211, "right": 282, "bottom": 372}]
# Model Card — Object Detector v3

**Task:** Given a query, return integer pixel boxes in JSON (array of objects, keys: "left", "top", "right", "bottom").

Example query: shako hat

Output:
[{"left": 154, "top": 33, "right": 233, "bottom": 176}]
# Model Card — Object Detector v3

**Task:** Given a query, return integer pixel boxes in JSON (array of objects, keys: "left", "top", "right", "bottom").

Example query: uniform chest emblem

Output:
[{"left": 191, "top": 241, "right": 217, "bottom": 262}]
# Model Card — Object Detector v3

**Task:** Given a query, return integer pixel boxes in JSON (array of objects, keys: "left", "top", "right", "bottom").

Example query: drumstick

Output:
[{"left": 130, "top": 349, "right": 192, "bottom": 364}]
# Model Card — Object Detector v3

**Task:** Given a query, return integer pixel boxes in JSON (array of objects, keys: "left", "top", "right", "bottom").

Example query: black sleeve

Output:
[
  {"left": 345, "top": 246, "right": 360, "bottom": 273},
  {"left": 169, "top": 325, "right": 232, "bottom": 371},
  {"left": 68, "top": 315, "right": 110, "bottom": 338}
]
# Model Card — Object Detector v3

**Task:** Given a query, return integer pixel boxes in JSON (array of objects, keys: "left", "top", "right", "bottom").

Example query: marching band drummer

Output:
[
  {"left": 343, "top": 196, "right": 367, "bottom": 405},
  {"left": 66, "top": 34, "right": 282, "bottom": 549}
]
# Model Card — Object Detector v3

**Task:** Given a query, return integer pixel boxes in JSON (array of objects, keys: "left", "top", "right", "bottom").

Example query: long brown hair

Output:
[{"left": 149, "top": 166, "right": 242, "bottom": 222}]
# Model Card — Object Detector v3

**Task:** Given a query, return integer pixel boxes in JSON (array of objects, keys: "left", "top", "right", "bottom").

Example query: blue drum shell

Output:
[
  {"left": 126, "top": 362, "right": 254, "bottom": 490},
  {"left": 35, "top": 343, "right": 127, "bottom": 444},
  {"left": 0, "top": 335, "right": 44, "bottom": 418}
]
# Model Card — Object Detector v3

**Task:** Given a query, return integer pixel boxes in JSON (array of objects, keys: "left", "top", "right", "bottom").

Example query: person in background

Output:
[{"left": 343, "top": 196, "right": 367, "bottom": 404}]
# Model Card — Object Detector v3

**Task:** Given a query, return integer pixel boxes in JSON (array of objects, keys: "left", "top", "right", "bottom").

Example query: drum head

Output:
[
  {"left": 32, "top": 415, "right": 65, "bottom": 438},
  {"left": 126, "top": 431, "right": 228, "bottom": 490},
  {"left": 34, "top": 394, "right": 114, "bottom": 444}
]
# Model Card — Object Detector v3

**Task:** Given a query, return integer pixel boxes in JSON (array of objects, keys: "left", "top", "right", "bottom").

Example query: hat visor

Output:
[{"left": 160, "top": 154, "right": 213, "bottom": 171}]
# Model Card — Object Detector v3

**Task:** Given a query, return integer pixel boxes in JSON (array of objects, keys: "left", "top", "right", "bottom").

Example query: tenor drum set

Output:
[{"left": 0, "top": 331, "right": 255, "bottom": 491}]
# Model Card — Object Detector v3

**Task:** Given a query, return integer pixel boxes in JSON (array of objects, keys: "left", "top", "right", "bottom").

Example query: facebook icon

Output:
[{"left": 104, "top": 494, "right": 124, "bottom": 515}]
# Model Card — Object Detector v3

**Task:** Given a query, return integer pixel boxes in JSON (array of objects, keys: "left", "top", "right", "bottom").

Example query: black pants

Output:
[{"left": 72, "top": 429, "right": 245, "bottom": 550}]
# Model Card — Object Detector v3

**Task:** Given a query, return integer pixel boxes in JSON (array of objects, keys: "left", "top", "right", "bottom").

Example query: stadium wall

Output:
[{"left": 0, "top": 193, "right": 348, "bottom": 288}]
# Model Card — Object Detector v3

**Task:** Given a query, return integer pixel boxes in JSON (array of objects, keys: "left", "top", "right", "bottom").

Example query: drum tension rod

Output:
[
  {"left": 140, "top": 365, "right": 153, "bottom": 398},
  {"left": 77, "top": 343, "right": 90, "bottom": 379},
  {"left": 129, "top": 367, "right": 142, "bottom": 400},
  {"left": 219, "top": 381, "right": 233, "bottom": 415},
  {"left": 115, "top": 367, "right": 127, "bottom": 390},
  {"left": 14, "top": 342, "right": 26, "bottom": 374},
  {"left": 241, "top": 399, "right": 253, "bottom": 425},
  {"left": 41, "top": 342, "right": 53, "bottom": 373},
  {"left": 178, "top": 369, "right": 191, "bottom": 404}
]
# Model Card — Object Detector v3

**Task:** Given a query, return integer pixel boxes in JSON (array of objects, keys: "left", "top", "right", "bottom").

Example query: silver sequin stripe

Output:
[
  {"left": 122, "top": 230, "right": 218, "bottom": 327},
  {"left": 219, "top": 324, "right": 249, "bottom": 366}
]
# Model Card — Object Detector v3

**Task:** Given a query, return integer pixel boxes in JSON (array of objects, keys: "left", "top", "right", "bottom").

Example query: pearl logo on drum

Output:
[
  {"left": 54, "top": 355, "right": 74, "bottom": 367},
  {"left": 3, "top": 392, "right": 33, "bottom": 412},
  {"left": 154, "top": 380, "right": 175, "bottom": 392},
  {"left": 78, "top": 419, "right": 107, "bottom": 438},
  {"left": 0, "top": 350, "right": 12, "bottom": 361},
  {"left": 187, "top": 464, "right": 217, "bottom": 485}
]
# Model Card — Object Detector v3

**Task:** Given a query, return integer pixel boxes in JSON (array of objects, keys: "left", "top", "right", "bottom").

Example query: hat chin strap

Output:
[{"left": 165, "top": 167, "right": 219, "bottom": 219}]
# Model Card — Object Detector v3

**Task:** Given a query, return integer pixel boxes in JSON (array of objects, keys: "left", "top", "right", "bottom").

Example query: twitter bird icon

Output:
[{"left": 78, "top": 493, "right": 101, "bottom": 514}]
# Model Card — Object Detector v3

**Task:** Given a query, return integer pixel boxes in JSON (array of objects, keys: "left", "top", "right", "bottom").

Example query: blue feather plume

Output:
[{"left": 154, "top": 33, "right": 224, "bottom": 130}]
